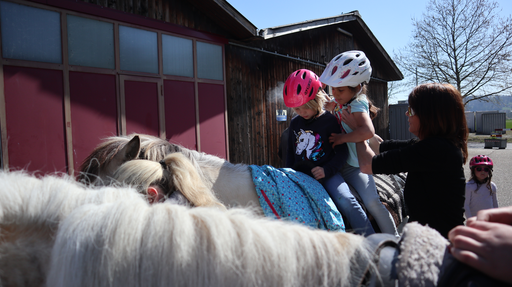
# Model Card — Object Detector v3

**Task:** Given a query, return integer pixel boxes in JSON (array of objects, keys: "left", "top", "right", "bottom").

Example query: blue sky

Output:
[{"left": 226, "top": 0, "right": 512, "bottom": 102}]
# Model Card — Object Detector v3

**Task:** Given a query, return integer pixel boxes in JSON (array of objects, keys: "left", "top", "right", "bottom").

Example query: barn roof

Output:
[
  {"left": 187, "top": 0, "right": 258, "bottom": 39},
  {"left": 258, "top": 11, "right": 403, "bottom": 82},
  {"left": 188, "top": 1, "right": 402, "bottom": 82}
]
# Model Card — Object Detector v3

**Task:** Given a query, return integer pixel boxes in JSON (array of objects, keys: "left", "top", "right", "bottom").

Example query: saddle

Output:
[
  {"left": 355, "top": 232, "right": 511, "bottom": 287},
  {"left": 356, "top": 233, "right": 400, "bottom": 287}
]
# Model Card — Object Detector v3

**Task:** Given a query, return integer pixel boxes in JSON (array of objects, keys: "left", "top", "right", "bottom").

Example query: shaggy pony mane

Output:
[{"left": 48, "top": 198, "right": 374, "bottom": 287}]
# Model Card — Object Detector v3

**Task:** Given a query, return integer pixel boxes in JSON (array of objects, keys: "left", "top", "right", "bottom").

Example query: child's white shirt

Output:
[{"left": 464, "top": 179, "right": 498, "bottom": 218}]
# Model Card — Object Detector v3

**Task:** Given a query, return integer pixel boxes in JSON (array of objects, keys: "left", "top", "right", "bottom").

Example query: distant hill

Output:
[{"left": 465, "top": 96, "right": 512, "bottom": 113}]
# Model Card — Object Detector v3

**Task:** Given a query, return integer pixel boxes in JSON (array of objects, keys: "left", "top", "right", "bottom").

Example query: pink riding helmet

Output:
[
  {"left": 283, "top": 69, "right": 322, "bottom": 108},
  {"left": 469, "top": 155, "right": 493, "bottom": 168}
]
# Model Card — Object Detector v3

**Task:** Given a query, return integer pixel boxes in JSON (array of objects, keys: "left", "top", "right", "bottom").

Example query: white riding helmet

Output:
[{"left": 319, "top": 50, "right": 372, "bottom": 87}]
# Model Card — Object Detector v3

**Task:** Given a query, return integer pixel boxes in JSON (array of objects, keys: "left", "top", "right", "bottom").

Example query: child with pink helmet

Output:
[
  {"left": 283, "top": 68, "right": 375, "bottom": 235},
  {"left": 465, "top": 155, "right": 498, "bottom": 218}
]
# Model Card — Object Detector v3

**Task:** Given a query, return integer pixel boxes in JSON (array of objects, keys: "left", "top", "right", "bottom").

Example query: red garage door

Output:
[
  {"left": 70, "top": 72, "right": 118, "bottom": 174},
  {"left": 3, "top": 66, "right": 66, "bottom": 174}
]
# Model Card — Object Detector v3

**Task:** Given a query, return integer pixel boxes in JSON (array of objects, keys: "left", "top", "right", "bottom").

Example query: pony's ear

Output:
[
  {"left": 120, "top": 135, "right": 141, "bottom": 161},
  {"left": 147, "top": 186, "right": 159, "bottom": 204}
]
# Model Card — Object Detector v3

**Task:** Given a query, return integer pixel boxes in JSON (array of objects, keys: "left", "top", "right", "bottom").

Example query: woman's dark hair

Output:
[{"left": 408, "top": 83, "right": 469, "bottom": 163}]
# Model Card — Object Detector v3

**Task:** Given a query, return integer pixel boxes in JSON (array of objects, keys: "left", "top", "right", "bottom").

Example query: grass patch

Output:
[{"left": 507, "top": 119, "right": 512, "bottom": 129}]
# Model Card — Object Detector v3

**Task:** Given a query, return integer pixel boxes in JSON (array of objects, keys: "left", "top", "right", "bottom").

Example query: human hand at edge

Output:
[
  {"left": 466, "top": 205, "right": 512, "bottom": 226},
  {"left": 341, "top": 108, "right": 356, "bottom": 130},
  {"left": 311, "top": 166, "right": 325, "bottom": 180},
  {"left": 324, "top": 100, "right": 336, "bottom": 113},
  {"left": 448, "top": 220, "right": 512, "bottom": 284},
  {"left": 329, "top": 133, "right": 345, "bottom": 148}
]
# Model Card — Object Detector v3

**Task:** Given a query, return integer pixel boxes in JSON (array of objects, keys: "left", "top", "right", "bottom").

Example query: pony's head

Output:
[
  {"left": 77, "top": 134, "right": 183, "bottom": 185},
  {"left": 111, "top": 153, "right": 226, "bottom": 209}
]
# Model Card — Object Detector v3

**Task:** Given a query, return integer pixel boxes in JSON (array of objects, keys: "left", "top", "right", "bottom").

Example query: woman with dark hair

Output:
[{"left": 352, "top": 83, "right": 469, "bottom": 238}]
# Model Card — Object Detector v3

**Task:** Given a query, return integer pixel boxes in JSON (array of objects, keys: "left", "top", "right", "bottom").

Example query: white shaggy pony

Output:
[
  {"left": 78, "top": 134, "right": 407, "bottom": 225},
  {"left": 47, "top": 197, "right": 373, "bottom": 287},
  {"left": 0, "top": 171, "right": 145, "bottom": 287},
  {"left": 3, "top": 171, "right": 489, "bottom": 287}
]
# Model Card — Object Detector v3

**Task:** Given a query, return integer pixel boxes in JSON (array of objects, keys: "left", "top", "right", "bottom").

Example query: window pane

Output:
[
  {"left": 67, "top": 15, "right": 114, "bottom": 69},
  {"left": 162, "top": 34, "right": 193, "bottom": 77},
  {"left": 0, "top": 1, "right": 61, "bottom": 63},
  {"left": 197, "top": 42, "right": 223, "bottom": 80},
  {"left": 119, "top": 25, "right": 158, "bottom": 74}
]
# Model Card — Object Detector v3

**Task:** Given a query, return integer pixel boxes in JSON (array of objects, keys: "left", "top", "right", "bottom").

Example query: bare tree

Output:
[
  {"left": 394, "top": 0, "right": 512, "bottom": 104},
  {"left": 387, "top": 79, "right": 412, "bottom": 102}
]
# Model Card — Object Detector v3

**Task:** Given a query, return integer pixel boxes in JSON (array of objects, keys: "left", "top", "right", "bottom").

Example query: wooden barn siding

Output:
[
  {"left": 76, "top": 0, "right": 234, "bottom": 38},
  {"left": 68, "top": 0, "right": 391, "bottom": 167},
  {"left": 225, "top": 45, "right": 323, "bottom": 167},
  {"left": 226, "top": 25, "right": 390, "bottom": 166}
]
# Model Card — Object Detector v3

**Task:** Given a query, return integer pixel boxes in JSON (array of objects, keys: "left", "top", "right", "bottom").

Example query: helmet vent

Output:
[
  {"left": 343, "top": 59, "right": 353, "bottom": 66},
  {"left": 331, "top": 66, "right": 338, "bottom": 76},
  {"left": 295, "top": 70, "right": 301, "bottom": 76},
  {"left": 284, "top": 86, "right": 288, "bottom": 96},
  {"left": 334, "top": 54, "right": 343, "bottom": 61},
  {"left": 359, "top": 60, "right": 366, "bottom": 66},
  {"left": 355, "top": 53, "right": 361, "bottom": 57},
  {"left": 352, "top": 71, "right": 359, "bottom": 76},
  {"left": 340, "top": 70, "right": 351, "bottom": 79},
  {"left": 308, "top": 87, "right": 314, "bottom": 97},
  {"left": 301, "top": 72, "right": 307, "bottom": 79},
  {"left": 297, "top": 84, "right": 302, "bottom": 95}
]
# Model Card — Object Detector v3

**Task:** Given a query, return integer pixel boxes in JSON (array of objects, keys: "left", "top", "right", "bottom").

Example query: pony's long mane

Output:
[
  {"left": 0, "top": 171, "right": 145, "bottom": 287},
  {"left": 47, "top": 198, "right": 374, "bottom": 287}
]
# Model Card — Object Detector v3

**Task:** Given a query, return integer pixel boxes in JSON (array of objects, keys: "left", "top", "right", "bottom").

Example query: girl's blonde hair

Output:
[
  {"left": 113, "top": 153, "right": 226, "bottom": 209},
  {"left": 303, "top": 89, "right": 329, "bottom": 114}
]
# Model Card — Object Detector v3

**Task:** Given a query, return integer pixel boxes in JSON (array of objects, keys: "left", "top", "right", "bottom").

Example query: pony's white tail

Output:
[{"left": 48, "top": 198, "right": 374, "bottom": 287}]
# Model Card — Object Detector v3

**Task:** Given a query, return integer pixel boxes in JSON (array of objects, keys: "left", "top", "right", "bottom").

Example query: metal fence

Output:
[
  {"left": 389, "top": 104, "right": 417, "bottom": 140},
  {"left": 392, "top": 105, "right": 506, "bottom": 138}
]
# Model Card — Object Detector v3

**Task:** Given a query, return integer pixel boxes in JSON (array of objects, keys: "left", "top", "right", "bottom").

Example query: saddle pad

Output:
[{"left": 249, "top": 165, "right": 345, "bottom": 232}]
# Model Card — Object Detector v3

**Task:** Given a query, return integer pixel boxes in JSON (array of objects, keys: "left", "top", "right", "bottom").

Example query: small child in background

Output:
[
  {"left": 284, "top": 69, "right": 375, "bottom": 235},
  {"left": 465, "top": 155, "right": 498, "bottom": 219}
]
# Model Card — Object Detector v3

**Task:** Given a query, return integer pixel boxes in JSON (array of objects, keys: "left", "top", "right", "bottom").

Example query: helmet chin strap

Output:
[{"left": 345, "top": 84, "right": 363, "bottom": 107}]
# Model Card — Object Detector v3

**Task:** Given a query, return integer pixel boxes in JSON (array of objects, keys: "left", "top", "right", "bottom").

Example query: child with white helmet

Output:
[
  {"left": 320, "top": 50, "right": 398, "bottom": 236},
  {"left": 283, "top": 68, "right": 375, "bottom": 235}
]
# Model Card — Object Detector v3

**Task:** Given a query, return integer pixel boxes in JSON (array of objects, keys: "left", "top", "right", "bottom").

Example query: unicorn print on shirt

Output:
[{"left": 294, "top": 129, "right": 325, "bottom": 161}]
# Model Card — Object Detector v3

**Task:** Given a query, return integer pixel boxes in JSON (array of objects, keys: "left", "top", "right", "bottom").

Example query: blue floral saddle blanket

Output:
[{"left": 249, "top": 165, "right": 345, "bottom": 232}]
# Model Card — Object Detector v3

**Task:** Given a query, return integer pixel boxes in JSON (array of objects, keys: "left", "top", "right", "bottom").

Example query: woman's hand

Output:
[
  {"left": 469, "top": 205, "right": 512, "bottom": 225},
  {"left": 449, "top": 220, "right": 512, "bottom": 284}
]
